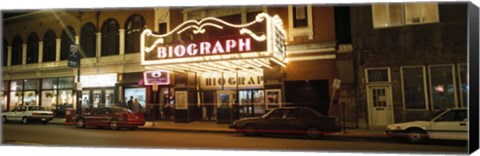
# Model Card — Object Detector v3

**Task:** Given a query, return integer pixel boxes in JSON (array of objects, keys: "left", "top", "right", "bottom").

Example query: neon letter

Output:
[
  {"left": 238, "top": 38, "right": 251, "bottom": 52},
  {"left": 157, "top": 47, "right": 167, "bottom": 58},
  {"left": 225, "top": 39, "right": 236, "bottom": 53},
  {"left": 200, "top": 42, "right": 211, "bottom": 54},
  {"left": 187, "top": 43, "right": 198, "bottom": 56},
  {"left": 212, "top": 40, "right": 225, "bottom": 54},
  {"left": 174, "top": 45, "right": 186, "bottom": 57}
]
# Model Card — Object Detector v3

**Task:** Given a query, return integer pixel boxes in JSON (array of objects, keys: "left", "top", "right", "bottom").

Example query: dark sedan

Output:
[
  {"left": 229, "top": 107, "right": 341, "bottom": 139},
  {"left": 72, "top": 106, "right": 145, "bottom": 130}
]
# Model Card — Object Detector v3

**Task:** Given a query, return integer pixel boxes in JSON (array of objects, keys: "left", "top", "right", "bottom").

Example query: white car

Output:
[
  {"left": 385, "top": 108, "right": 468, "bottom": 143},
  {"left": 2, "top": 105, "right": 54, "bottom": 124}
]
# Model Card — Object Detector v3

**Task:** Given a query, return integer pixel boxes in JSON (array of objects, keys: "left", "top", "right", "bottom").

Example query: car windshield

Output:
[
  {"left": 426, "top": 109, "right": 447, "bottom": 121},
  {"left": 29, "top": 106, "right": 45, "bottom": 111}
]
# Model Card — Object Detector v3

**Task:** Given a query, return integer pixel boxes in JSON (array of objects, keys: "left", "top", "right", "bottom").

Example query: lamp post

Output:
[{"left": 76, "top": 11, "right": 84, "bottom": 114}]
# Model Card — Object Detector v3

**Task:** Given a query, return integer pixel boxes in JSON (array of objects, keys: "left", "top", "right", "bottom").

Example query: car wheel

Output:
[
  {"left": 2, "top": 116, "right": 7, "bottom": 123},
  {"left": 42, "top": 121, "right": 49, "bottom": 125},
  {"left": 243, "top": 124, "right": 257, "bottom": 136},
  {"left": 306, "top": 127, "right": 322, "bottom": 139},
  {"left": 21, "top": 117, "right": 29, "bottom": 124},
  {"left": 110, "top": 120, "right": 119, "bottom": 130},
  {"left": 406, "top": 129, "right": 428, "bottom": 144},
  {"left": 76, "top": 118, "right": 86, "bottom": 128}
]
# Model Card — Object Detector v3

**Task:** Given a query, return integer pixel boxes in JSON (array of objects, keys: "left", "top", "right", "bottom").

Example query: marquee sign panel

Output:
[{"left": 141, "top": 13, "right": 287, "bottom": 66}]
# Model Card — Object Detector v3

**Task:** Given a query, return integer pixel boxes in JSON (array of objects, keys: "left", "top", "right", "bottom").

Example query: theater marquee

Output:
[{"left": 140, "top": 13, "right": 287, "bottom": 72}]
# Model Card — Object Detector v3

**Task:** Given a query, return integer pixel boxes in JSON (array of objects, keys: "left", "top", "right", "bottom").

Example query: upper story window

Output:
[
  {"left": 11, "top": 35, "right": 23, "bottom": 65},
  {"left": 26, "top": 32, "right": 39, "bottom": 64},
  {"left": 43, "top": 29, "right": 57, "bottom": 62},
  {"left": 80, "top": 22, "right": 97, "bottom": 58},
  {"left": 293, "top": 5, "right": 308, "bottom": 28},
  {"left": 125, "top": 14, "right": 145, "bottom": 54},
  {"left": 288, "top": 5, "right": 313, "bottom": 41},
  {"left": 3, "top": 38, "right": 8, "bottom": 66},
  {"left": 101, "top": 18, "right": 119, "bottom": 57},
  {"left": 372, "top": 2, "right": 439, "bottom": 29},
  {"left": 60, "top": 26, "right": 76, "bottom": 61}
]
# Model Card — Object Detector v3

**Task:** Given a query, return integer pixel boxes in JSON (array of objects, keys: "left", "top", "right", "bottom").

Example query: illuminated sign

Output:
[
  {"left": 200, "top": 75, "right": 264, "bottom": 89},
  {"left": 141, "top": 13, "right": 287, "bottom": 66},
  {"left": 80, "top": 73, "right": 117, "bottom": 88},
  {"left": 143, "top": 70, "right": 171, "bottom": 85}
]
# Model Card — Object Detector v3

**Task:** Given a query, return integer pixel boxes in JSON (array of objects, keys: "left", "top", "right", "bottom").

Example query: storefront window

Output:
[
  {"left": 58, "top": 90, "right": 73, "bottom": 108},
  {"left": 41, "top": 90, "right": 57, "bottom": 111},
  {"left": 11, "top": 80, "right": 23, "bottom": 90},
  {"left": 1, "top": 81, "right": 6, "bottom": 111},
  {"left": 253, "top": 90, "right": 265, "bottom": 114},
  {"left": 42, "top": 78, "right": 58, "bottom": 90},
  {"left": 429, "top": 65, "right": 456, "bottom": 110},
  {"left": 125, "top": 88, "right": 146, "bottom": 109},
  {"left": 401, "top": 67, "right": 427, "bottom": 110},
  {"left": 24, "top": 91, "right": 37, "bottom": 106},
  {"left": 10, "top": 91, "right": 22, "bottom": 109},
  {"left": 58, "top": 77, "right": 74, "bottom": 89},
  {"left": 24, "top": 79, "right": 37, "bottom": 90}
]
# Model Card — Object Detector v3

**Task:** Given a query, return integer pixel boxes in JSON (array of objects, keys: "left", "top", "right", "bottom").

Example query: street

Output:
[{"left": 2, "top": 123, "right": 468, "bottom": 154}]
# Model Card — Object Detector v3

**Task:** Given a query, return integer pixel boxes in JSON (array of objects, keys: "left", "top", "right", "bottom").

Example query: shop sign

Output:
[
  {"left": 68, "top": 44, "right": 79, "bottom": 68},
  {"left": 141, "top": 13, "right": 287, "bottom": 66},
  {"left": 80, "top": 73, "right": 117, "bottom": 88},
  {"left": 143, "top": 70, "right": 170, "bottom": 85},
  {"left": 200, "top": 75, "right": 263, "bottom": 89}
]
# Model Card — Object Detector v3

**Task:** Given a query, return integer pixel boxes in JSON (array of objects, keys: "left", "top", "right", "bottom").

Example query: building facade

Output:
[
  {"left": 350, "top": 2, "right": 468, "bottom": 128},
  {"left": 2, "top": 5, "right": 342, "bottom": 122}
]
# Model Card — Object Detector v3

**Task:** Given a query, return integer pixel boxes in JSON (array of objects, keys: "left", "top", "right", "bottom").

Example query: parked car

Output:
[
  {"left": 2, "top": 105, "right": 54, "bottom": 124},
  {"left": 229, "top": 107, "right": 341, "bottom": 139},
  {"left": 72, "top": 106, "right": 145, "bottom": 130},
  {"left": 385, "top": 108, "right": 468, "bottom": 143}
]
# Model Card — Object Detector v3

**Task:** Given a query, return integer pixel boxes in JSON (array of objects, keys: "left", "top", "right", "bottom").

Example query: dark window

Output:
[
  {"left": 27, "top": 32, "right": 39, "bottom": 64},
  {"left": 60, "top": 26, "right": 76, "bottom": 61},
  {"left": 125, "top": 14, "right": 145, "bottom": 54},
  {"left": 367, "top": 68, "right": 390, "bottom": 82},
  {"left": 286, "top": 109, "right": 300, "bottom": 118},
  {"left": 101, "top": 19, "right": 119, "bottom": 56},
  {"left": 43, "top": 29, "right": 57, "bottom": 62},
  {"left": 11, "top": 35, "right": 23, "bottom": 65},
  {"left": 158, "top": 22, "right": 167, "bottom": 34},
  {"left": 334, "top": 6, "right": 352, "bottom": 44},
  {"left": 268, "top": 109, "right": 287, "bottom": 119},
  {"left": 293, "top": 5, "right": 308, "bottom": 28},
  {"left": 436, "top": 111, "right": 456, "bottom": 121},
  {"left": 3, "top": 38, "right": 8, "bottom": 66},
  {"left": 19, "top": 106, "right": 27, "bottom": 112},
  {"left": 80, "top": 22, "right": 97, "bottom": 58}
]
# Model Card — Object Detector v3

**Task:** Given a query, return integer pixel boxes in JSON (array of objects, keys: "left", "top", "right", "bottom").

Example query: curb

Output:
[{"left": 49, "top": 121, "right": 389, "bottom": 140}]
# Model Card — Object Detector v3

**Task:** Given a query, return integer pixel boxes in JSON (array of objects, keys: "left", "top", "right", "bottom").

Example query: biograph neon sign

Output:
[
  {"left": 141, "top": 13, "right": 287, "bottom": 66},
  {"left": 156, "top": 38, "right": 252, "bottom": 59}
]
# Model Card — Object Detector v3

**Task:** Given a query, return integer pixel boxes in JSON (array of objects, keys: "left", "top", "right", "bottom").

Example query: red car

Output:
[{"left": 72, "top": 106, "right": 145, "bottom": 130}]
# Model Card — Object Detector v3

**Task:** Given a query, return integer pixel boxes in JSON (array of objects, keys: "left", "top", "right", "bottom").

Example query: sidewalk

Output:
[{"left": 50, "top": 118, "right": 388, "bottom": 139}]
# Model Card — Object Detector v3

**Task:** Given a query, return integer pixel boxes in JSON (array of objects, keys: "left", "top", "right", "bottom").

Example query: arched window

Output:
[
  {"left": 101, "top": 18, "right": 119, "bottom": 56},
  {"left": 3, "top": 38, "right": 7, "bottom": 66},
  {"left": 80, "top": 22, "right": 97, "bottom": 58},
  {"left": 27, "top": 32, "right": 39, "bottom": 64},
  {"left": 11, "top": 35, "right": 23, "bottom": 65},
  {"left": 60, "top": 26, "right": 76, "bottom": 61},
  {"left": 43, "top": 29, "right": 57, "bottom": 62},
  {"left": 125, "top": 14, "right": 145, "bottom": 54}
]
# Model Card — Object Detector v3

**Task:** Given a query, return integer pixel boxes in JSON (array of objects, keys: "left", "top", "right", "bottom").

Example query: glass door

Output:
[
  {"left": 93, "top": 90, "right": 102, "bottom": 108},
  {"left": 239, "top": 90, "right": 265, "bottom": 118}
]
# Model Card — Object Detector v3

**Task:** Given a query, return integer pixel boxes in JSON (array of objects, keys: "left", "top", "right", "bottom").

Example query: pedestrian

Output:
[
  {"left": 127, "top": 96, "right": 134, "bottom": 110},
  {"left": 162, "top": 103, "right": 171, "bottom": 120},
  {"left": 132, "top": 98, "right": 143, "bottom": 113}
]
